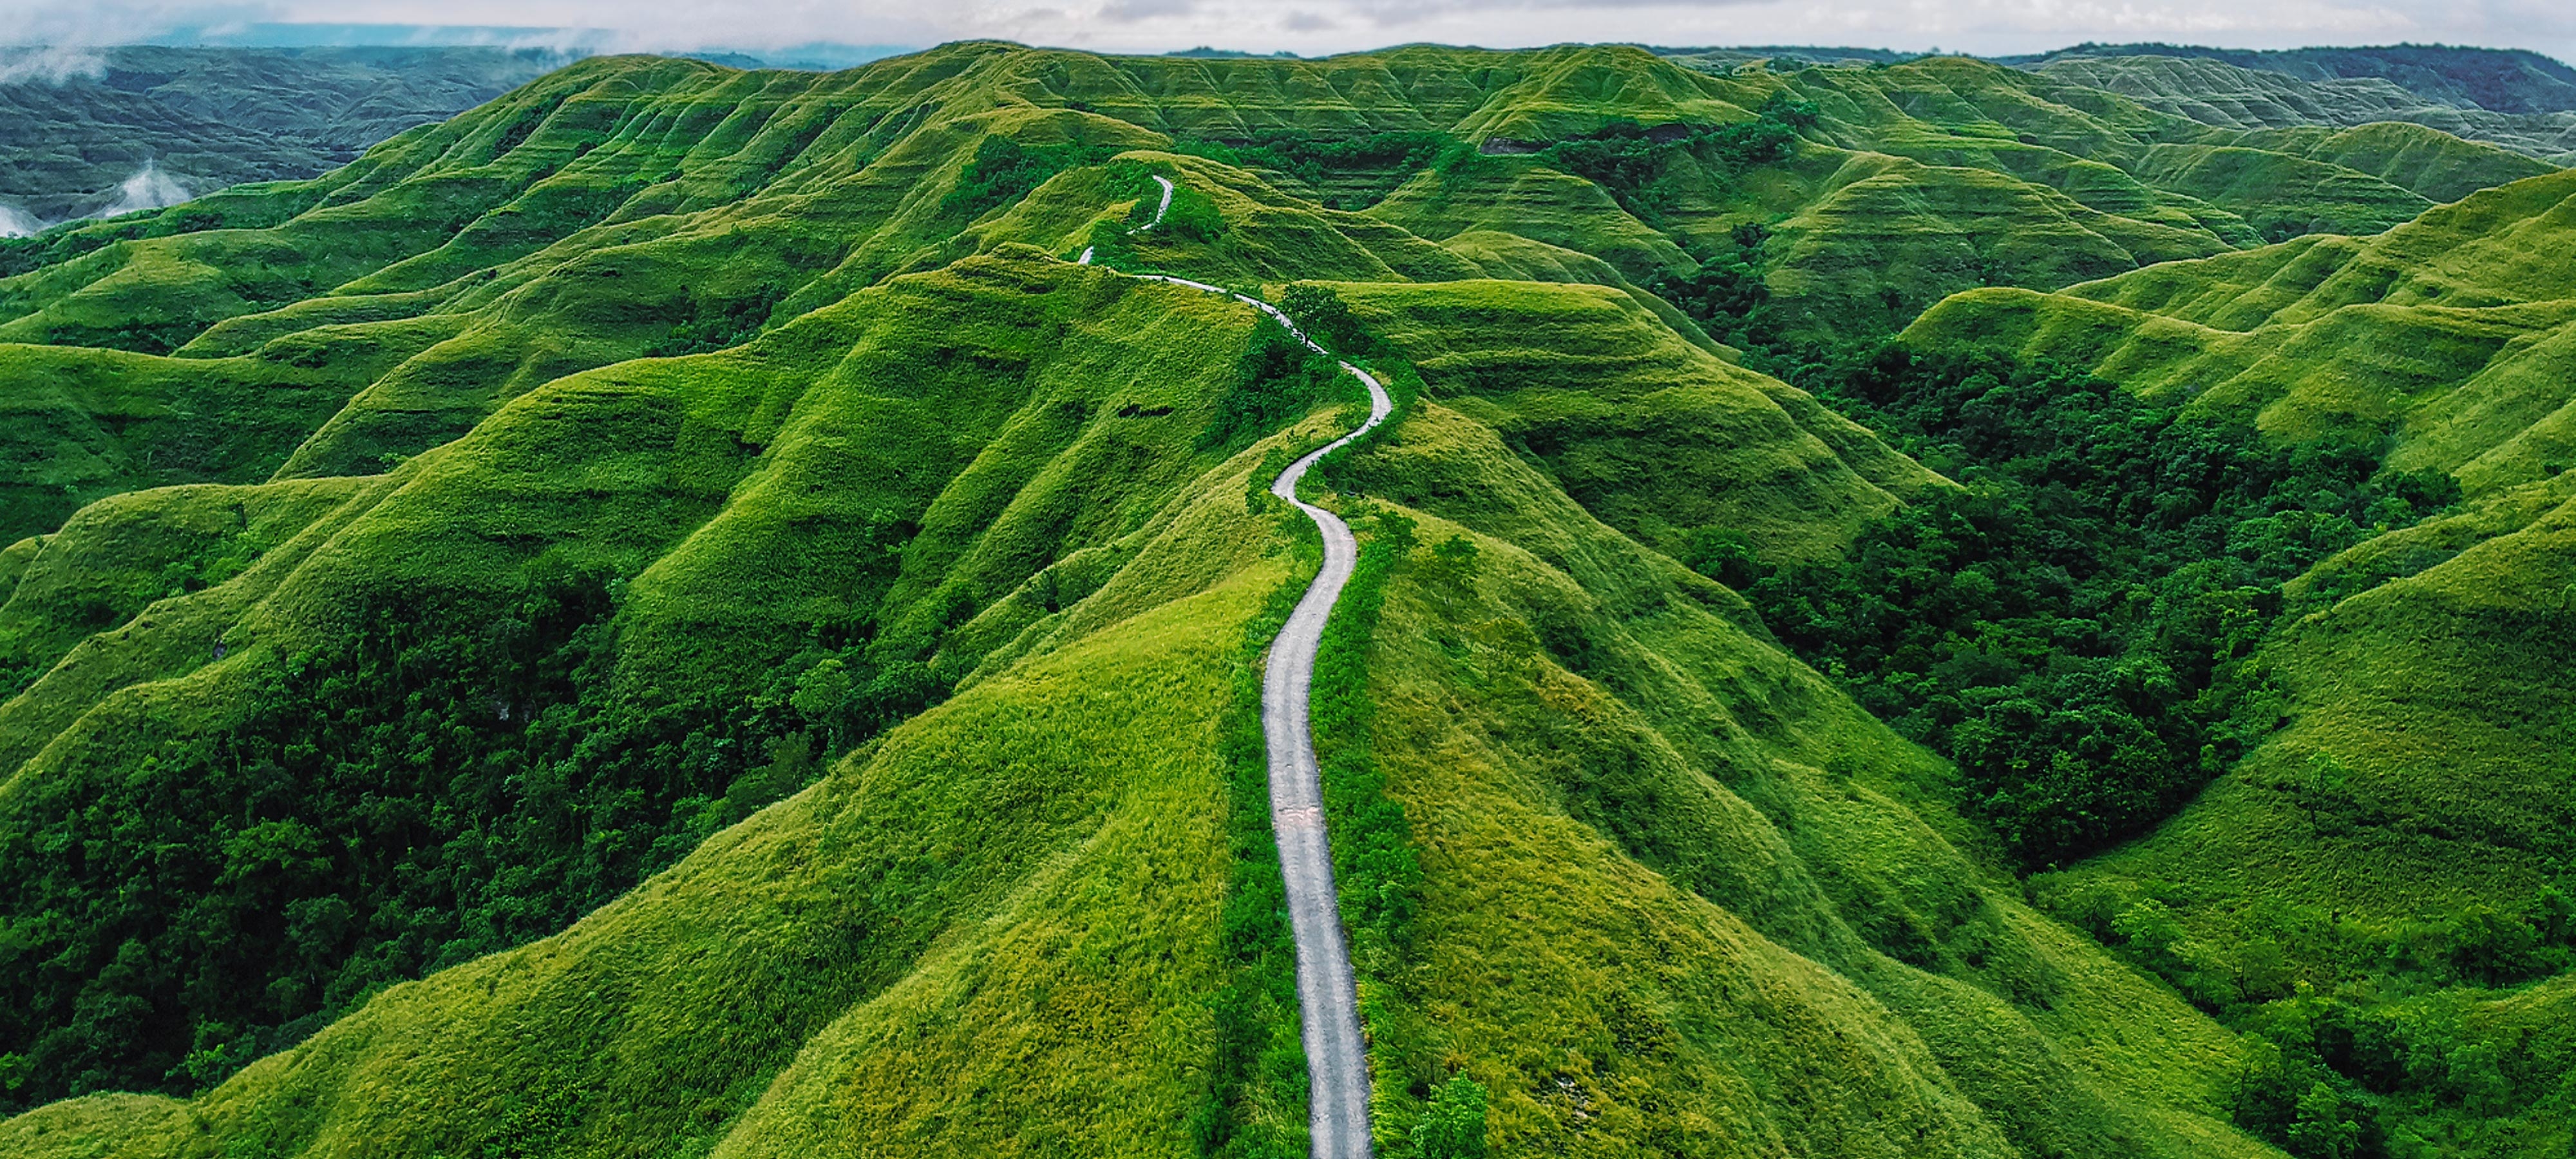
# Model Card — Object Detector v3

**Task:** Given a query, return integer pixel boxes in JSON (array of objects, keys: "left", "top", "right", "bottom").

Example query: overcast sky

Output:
[{"left": 7, "top": 0, "right": 2575, "bottom": 61}]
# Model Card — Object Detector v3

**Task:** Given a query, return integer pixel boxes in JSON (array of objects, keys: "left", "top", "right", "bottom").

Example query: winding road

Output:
[
  {"left": 1079, "top": 172, "right": 1391, "bottom": 1157},
  {"left": 1258, "top": 357, "right": 1391, "bottom": 1159}
]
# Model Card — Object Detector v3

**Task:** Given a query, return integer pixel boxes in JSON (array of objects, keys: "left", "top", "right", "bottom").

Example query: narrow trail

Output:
[
  {"left": 1075, "top": 172, "right": 1390, "bottom": 1155},
  {"left": 1076, "top": 173, "right": 1175, "bottom": 265},
  {"left": 1257, "top": 359, "right": 1391, "bottom": 1159}
]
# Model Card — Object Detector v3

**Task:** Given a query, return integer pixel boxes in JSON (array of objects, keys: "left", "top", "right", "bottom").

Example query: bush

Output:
[
  {"left": 1536, "top": 104, "right": 1807, "bottom": 224},
  {"left": 1412, "top": 1076, "right": 1490, "bottom": 1159},
  {"left": 1198, "top": 318, "right": 1347, "bottom": 453},
  {"left": 942, "top": 136, "right": 1121, "bottom": 221}
]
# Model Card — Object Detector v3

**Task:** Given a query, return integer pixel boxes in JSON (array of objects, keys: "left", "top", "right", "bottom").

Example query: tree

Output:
[
  {"left": 2443, "top": 904, "right": 2540, "bottom": 987},
  {"left": 2286, "top": 1082, "right": 2360, "bottom": 1159},
  {"left": 1412, "top": 1075, "right": 1490, "bottom": 1159},
  {"left": 791, "top": 658, "right": 855, "bottom": 753}
]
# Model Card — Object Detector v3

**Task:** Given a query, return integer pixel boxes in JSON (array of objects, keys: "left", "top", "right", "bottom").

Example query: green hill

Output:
[
  {"left": 2009, "top": 44, "right": 2576, "bottom": 116},
  {"left": 0, "top": 39, "right": 2569, "bottom": 1159},
  {"left": 1897, "top": 166, "right": 2576, "bottom": 1156}
]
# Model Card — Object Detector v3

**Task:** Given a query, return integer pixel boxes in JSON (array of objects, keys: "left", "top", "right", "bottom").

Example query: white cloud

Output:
[
  {"left": 96, "top": 161, "right": 190, "bottom": 217},
  {"left": 0, "top": 202, "right": 38, "bottom": 236},
  {"left": 0, "top": 44, "right": 105, "bottom": 81}
]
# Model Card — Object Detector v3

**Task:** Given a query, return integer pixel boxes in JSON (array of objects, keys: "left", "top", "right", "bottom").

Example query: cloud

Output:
[
  {"left": 1282, "top": 9, "right": 1334, "bottom": 30},
  {"left": 1101, "top": 0, "right": 1197, "bottom": 21},
  {"left": 0, "top": 44, "right": 105, "bottom": 82},
  {"left": 97, "top": 161, "right": 191, "bottom": 217},
  {"left": 0, "top": 202, "right": 37, "bottom": 237}
]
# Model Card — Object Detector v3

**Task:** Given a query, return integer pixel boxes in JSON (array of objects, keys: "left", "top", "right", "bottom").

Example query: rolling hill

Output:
[{"left": 0, "top": 37, "right": 2568, "bottom": 1159}]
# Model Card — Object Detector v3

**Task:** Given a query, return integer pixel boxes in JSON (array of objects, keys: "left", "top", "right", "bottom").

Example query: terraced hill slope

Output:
[
  {"left": 2011, "top": 44, "right": 2576, "bottom": 117},
  {"left": 0, "top": 39, "right": 2568, "bottom": 1159}
]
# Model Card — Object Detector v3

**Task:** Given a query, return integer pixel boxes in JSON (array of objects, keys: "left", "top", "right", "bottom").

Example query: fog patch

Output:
[
  {"left": 0, "top": 203, "right": 37, "bottom": 238},
  {"left": 0, "top": 46, "right": 108, "bottom": 86},
  {"left": 98, "top": 162, "right": 191, "bottom": 217}
]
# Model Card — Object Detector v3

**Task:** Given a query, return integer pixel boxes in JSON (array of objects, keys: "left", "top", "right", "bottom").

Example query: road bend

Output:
[
  {"left": 1261, "top": 364, "right": 1390, "bottom": 1159},
  {"left": 1127, "top": 270, "right": 1390, "bottom": 1157},
  {"left": 1087, "top": 196, "right": 1390, "bottom": 1152}
]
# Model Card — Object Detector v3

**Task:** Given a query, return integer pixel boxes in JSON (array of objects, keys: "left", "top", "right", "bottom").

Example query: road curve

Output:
[
  {"left": 1262, "top": 361, "right": 1391, "bottom": 1159},
  {"left": 1112, "top": 251, "right": 1391, "bottom": 1158},
  {"left": 1076, "top": 174, "right": 1175, "bottom": 265},
  {"left": 1131, "top": 272, "right": 1391, "bottom": 1156}
]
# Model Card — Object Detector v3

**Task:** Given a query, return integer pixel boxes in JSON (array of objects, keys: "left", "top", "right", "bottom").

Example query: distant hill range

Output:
[
  {"left": 2001, "top": 43, "right": 2576, "bottom": 114},
  {"left": 8, "top": 38, "right": 2572, "bottom": 233},
  {"left": 0, "top": 46, "right": 576, "bottom": 229},
  {"left": 1641, "top": 42, "right": 2576, "bottom": 165}
]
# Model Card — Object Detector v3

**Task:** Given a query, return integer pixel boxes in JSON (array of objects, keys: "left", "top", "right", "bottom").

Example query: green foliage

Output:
[
  {"left": 1194, "top": 574, "right": 1311, "bottom": 1159},
  {"left": 1650, "top": 221, "right": 1770, "bottom": 337},
  {"left": 1277, "top": 283, "right": 1369, "bottom": 357},
  {"left": 1199, "top": 317, "right": 1352, "bottom": 455},
  {"left": 1314, "top": 513, "right": 1424, "bottom": 958},
  {"left": 1741, "top": 344, "right": 2459, "bottom": 866},
  {"left": 1160, "top": 184, "right": 1227, "bottom": 244},
  {"left": 1410, "top": 1075, "right": 1489, "bottom": 1159},
  {"left": 1307, "top": 509, "right": 1428, "bottom": 1128},
  {"left": 1173, "top": 131, "right": 1454, "bottom": 210},
  {"left": 643, "top": 281, "right": 788, "bottom": 357},
  {"left": 1535, "top": 100, "right": 1805, "bottom": 225},
  {"left": 942, "top": 137, "right": 1122, "bottom": 221},
  {"left": 0, "top": 567, "right": 946, "bottom": 1111}
]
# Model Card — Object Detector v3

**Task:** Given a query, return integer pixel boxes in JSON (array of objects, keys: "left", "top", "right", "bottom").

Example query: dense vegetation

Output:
[
  {"left": 1173, "top": 131, "right": 1454, "bottom": 209},
  {"left": 1730, "top": 345, "right": 2457, "bottom": 867},
  {"left": 0, "top": 572, "right": 947, "bottom": 1105},
  {"left": 1530, "top": 95, "right": 1817, "bottom": 225}
]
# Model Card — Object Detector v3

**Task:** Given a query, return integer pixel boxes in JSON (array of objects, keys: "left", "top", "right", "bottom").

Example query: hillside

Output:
[
  {"left": 0, "top": 46, "right": 572, "bottom": 228},
  {"left": 1900, "top": 165, "right": 2576, "bottom": 1156},
  {"left": 0, "top": 39, "right": 2568, "bottom": 1159}
]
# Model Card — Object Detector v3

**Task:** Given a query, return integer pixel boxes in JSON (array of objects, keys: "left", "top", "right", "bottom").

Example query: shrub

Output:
[{"left": 1412, "top": 1076, "right": 1490, "bottom": 1159}]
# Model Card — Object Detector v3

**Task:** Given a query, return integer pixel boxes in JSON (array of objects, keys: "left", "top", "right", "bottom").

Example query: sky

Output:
[{"left": 3, "top": 0, "right": 2573, "bottom": 62}]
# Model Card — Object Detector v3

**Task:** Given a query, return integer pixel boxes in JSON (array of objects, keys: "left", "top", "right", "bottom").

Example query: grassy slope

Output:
[
  {"left": 2030, "top": 54, "right": 2576, "bottom": 167},
  {"left": 1906, "top": 167, "right": 2576, "bottom": 496},
  {"left": 1372, "top": 50, "right": 2557, "bottom": 335},
  {"left": 3, "top": 42, "right": 2550, "bottom": 513},
  {"left": 1905, "top": 163, "right": 2576, "bottom": 1153}
]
